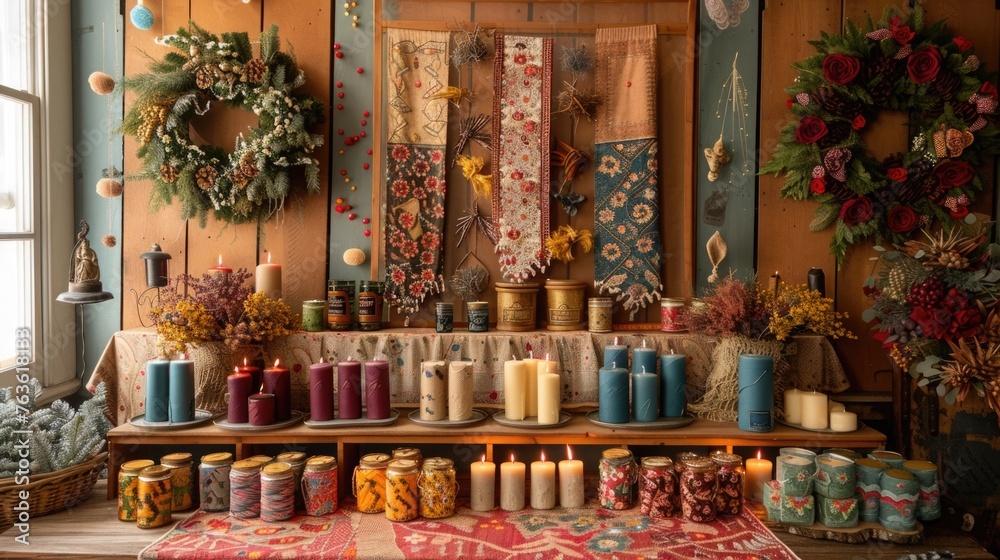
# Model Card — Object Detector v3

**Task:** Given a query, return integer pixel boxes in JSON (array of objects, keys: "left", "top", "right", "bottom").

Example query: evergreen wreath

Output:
[
  {"left": 121, "top": 23, "right": 325, "bottom": 225},
  {"left": 760, "top": 6, "right": 1000, "bottom": 265}
]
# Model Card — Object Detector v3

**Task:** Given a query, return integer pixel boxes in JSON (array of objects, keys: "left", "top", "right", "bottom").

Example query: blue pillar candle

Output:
[
  {"left": 631, "top": 369, "right": 659, "bottom": 422},
  {"left": 659, "top": 354, "right": 686, "bottom": 417},
  {"left": 168, "top": 359, "right": 195, "bottom": 423},
  {"left": 631, "top": 346, "right": 658, "bottom": 377},
  {"left": 145, "top": 359, "right": 170, "bottom": 422},
  {"left": 598, "top": 366, "right": 630, "bottom": 424},
  {"left": 737, "top": 354, "right": 773, "bottom": 432},
  {"left": 603, "top": 340, "right": 628, "bottom": 370}
]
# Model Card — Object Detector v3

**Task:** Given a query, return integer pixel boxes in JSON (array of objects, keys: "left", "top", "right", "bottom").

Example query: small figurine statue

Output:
[
  {"left": 69, "top": 220, "right": 103, "bottom": 292},
  {"left": 704, "top": 136, "right": 731, "bottom": 182}
]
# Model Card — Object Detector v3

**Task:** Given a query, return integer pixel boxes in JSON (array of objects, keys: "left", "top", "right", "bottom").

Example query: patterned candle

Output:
[
  {"left": 598, "top": 365, "right": 629, "bottom": 424},
  {"left": 227, "top": 368, "right": 252, "bottom": 424},
  {"left": 631, "top": 366, "right": 659, "bottom": 422},
  {"left": 263, "top": 359, "right": 291, "bottom": 421},
  {"left": 145, "top": 359, "right": 170, "bottom": 422},
  {"left": 660, "top": 353, "right": 686, "bottom": 417},
  {"left": 248, "top": 393, "right": 275, "bottom": 426},
  {"left": 365, "top": 360, "right": 391, "bottom": 419},
  {"left": 448, "top": 361, "right": 474, "bottom": 421},
  {"left": 603, "top": 338, "right": 628, "bottom": 370},
  {"left": 308, "top": 359, "right": 334, "bottom": 421},
  {"left": 238, "top": 358, "right": 261, "bottom": 396},
  {"left": 631, "top": 342, "right": 658, "bottom": 377},
  {"left": 168, "top": 359, "right": 195, "bottom": 423},
  {"left": 419, "top": 360, "right": 448, "bottom": 421},
  {"left": 337, "top": 358, "right": 362, "bottom": 419}
]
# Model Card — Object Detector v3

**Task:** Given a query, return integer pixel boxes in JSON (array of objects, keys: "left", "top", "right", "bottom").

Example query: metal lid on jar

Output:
[
  {"left": 684, "top": 457, "right": 717, "bottom": 473},
  {"left": 201, "top": 452, "right": 233, "bottom": 466},
  {"left": 160, "top": 452, "right": 193, "bottom": 467},
  {"left": 262, "top": 463, "right": 293, "bottom": 478},
  {"left": 303, "top": 299, "right": 325, "bottom": 308},
  {"left": 436, "top": 302, "right": 453, "bottom": 309},
  {"left": 588, "top": 297, "right": 612, "bottom": 307},
  {"left": 232, "top": 460, "right": 264, "bottom": 473},
  {"left": 711, "top": 453, "right": 743, "bottom": 467},
  {"left": 359, "top": 453, "right": 391, "bottom": 469},
  {"left": 641, "top": 456, "right": 673, "bottom": 470},
  {"left": 467, "top": 301, "right": 488, "bottom": 310},
  {"left": 138, "top": 465, "right": 172, "bottom": 481},
  {"left": 305, "top": 456, "right": 337, "bottom": 472},
  {"left": 421, "top": 457, "right": 454, "bottom": 471},
  {"left": 121, "top": 459, "right": 155, "bottom": 474},
  {"left": 675, "top": 451, "right": 702, "bottom": 465},
  {"left": 246, "top": 455, "right": 273, "bottom": 465},
  {"left": 601, "top": 448, "right": 634, "bottom": 462},
  {"left": 276, "top": 452, "right": 307, "bottom": 466},
  {"left": 387, "top": 459, "right": 419, "bottom": 475},
  {"left": 392, "top": 448, "right": 422, "bottom": 462}
]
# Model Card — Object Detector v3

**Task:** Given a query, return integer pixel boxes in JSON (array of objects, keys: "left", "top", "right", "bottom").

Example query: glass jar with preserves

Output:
[
  {"left": 680, "top": 457, "right": 718, "bottom": 522},
  {"left": 161, "top": 452, "right": 197, "bottom": 512},
  {"left": 261, "top": 463, "right": 295, "bottom": 522},
  {"left": 137, "top": 465, "right": 173, "bottom": 529},
  {"left": 302, "top": 455, "right": 339, "bottom": 516},
  {"left": 712, "top": 453, "right": 744, "bottom": 516},
  {"left": 276, "top": 451, "right": 308, "bottom": 510},
  {"left": 354, "top": 453, "right": 390, "bottom": 514},
  {"left": 386, "top": 459, "right": 420, "bottom": 522},
  {"left": 327, "top": 280, "right": 355, "bottom": 331},
  {"left": 199, "top": 452, "right": 233, "bottom": 512},
  {"left": 118, "top": 459, "right": 154, "bottom": 521},
  {"left": 639, "top": 456, "right": 677, "bottom": 518},
  {"left": 229, "top": 460, "right": 263, "bottom": 519},
  {"left": 418, "top": 457, "right": 457, "bottom": 519},
  {"left": 392, "top": 447, "right": 423, "bottom": 467},
  {"left": 674, "top": 452, "right": 702, "bottom": 475},
  {"left": 599, "top": 448, "right": 638, "bottom": 510},
  {"left": 302, "top": 299, "right": 326, "bottom": 332},
  {"left": 357, "top": 280, "right": 384, "bottom": 331}
]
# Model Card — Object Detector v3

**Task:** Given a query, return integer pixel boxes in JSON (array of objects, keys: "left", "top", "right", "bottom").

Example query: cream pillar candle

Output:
[
  {"left": 829, "top": 401, "right": 846, "bottom": 413},
  {"left": 530, "top": 452, "right": 556, "bottom": 510},
  {"left": 558, "top": 445, "right": 584, "bottom": 508},
  {"left": 504, "top": 359, "right": 527, "bottom": 420},
  {"left": 419, "top": 360, "right": 448, "bottom": 421},
  {"left": 783, "top": 388, "right": 803, "bottom": 424},
  {"left": 255, "top": 251, "right": 282, "bottom": 300},
  {"left": 521, "top": 357, "right": 540, "bottom": 417},
  {"left": 830, "top": 410, "right": 858, "bottom": 432},
  {"left": 537, "top": 355, "right": 557, "bottom": 416},
  {"left": 745, "top": 450, "right": 773, "bottom": 502},
  {"left": 500, "top": 455, "right": 526, "bottom": 511},
  {"left": 470, "top": 455, "right": 496, "bottom": 511},
  {"left": 799, "top": 391, "right": 829, "bottom": 430},
  {"left": 448, "top": 361, "right": 474, "bottom": 421},
  {"left": 537, "top": 367, "right": 561, "bottom": 425}
]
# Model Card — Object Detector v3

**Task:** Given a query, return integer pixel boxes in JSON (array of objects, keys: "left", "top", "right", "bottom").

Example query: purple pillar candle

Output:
[
  {"left": 263, "top": 361, "right": 292, "bottom": 421},
  {"left": 309, "top": 359, "right": 335, "bottom": 421},
  {"left": 337, "top": 359, "right": 362, "bottom": 419},
  {"left": 365, "top": 360, "right": 391, "bottom": 419},
  {"left": 249, "top": 393, "right": 275, "bottom": 426},
  {"left": 227, "top": 368, "right": 253, "bottom": 424}
]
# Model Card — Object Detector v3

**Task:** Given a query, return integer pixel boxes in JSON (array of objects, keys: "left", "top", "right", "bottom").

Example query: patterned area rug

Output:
[{"left": 140, "top": 500, "right": 800, "bottom": 559}]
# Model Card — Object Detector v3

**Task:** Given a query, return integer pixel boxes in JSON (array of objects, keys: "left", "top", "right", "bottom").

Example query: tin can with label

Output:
[
  {"left": 588, "top": 297, "right": 612, "bottom": 333},
  {"left": 137, "top": 465, "right": 173, "bottom": 529},
  {"left": 118, "top": 459, "right": 155, "bottom": 521},
  {"left": 327, "top": 280, "right": 354, "bottom": 331},
  {"left": 199, "top": 452, "right": 233, "bottom": 512}
]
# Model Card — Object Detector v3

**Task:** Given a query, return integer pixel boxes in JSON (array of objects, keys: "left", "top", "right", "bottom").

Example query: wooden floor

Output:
[{"left": 0, "top": 480, "right": 994, "bottom": 559}]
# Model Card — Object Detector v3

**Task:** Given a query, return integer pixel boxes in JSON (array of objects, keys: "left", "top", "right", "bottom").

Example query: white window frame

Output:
[{"left": 0, "top": 1, "right": 77, "bottom": 402}]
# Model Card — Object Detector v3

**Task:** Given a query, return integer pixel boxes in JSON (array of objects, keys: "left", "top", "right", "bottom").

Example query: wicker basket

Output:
[{"left": 0, "top": 451, "right": 108, "bottom": 531}]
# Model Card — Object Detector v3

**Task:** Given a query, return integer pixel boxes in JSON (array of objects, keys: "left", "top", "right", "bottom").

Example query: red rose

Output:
[
  {"left": 795, "top": 116, "right": 829, "bottom": 144},
  {"left": 980, "top": 82, "right": 998, "bottom": 100},
  {"left": 888, "top": 16, "right": 902, "bottom": 30},
  {"left": 852, "top": 115, "right": 866, "bottom": 130},
  {"left": 786, "top": 96, "right": 794, "bottom": 109},
  {"left": 910, "top": 307, "right": 948, "bottom": 339},
  {"left": 823, "top": 54, "right": 862, "bottom": 85},
  {"left": 934, "top": 160, "right": 975, "bottom": 188},
  {"left": 949, "top": 205, "right": 970, "bottom": 219},
  {"left": 887, "top": 167, "right": 908, "bottom": 182},
  {"left": 952, "top": 36, "right": 973, "bottom": 52},
  {"left": 810, "top": 177, "right": 827, "bottom": 194},
  {"left": 951, "top": 307, "right": 984, "bottom": 339},
  {"left": 839, "top": 196, "right": 874, "bottom": 226},
  {"left": 892, "top": 25, "right": 915, "bottom": 45},
  {"left": 887, "top": 205, "right": 919, "bottom": 233},
  {"left": 907, "top": 47, "right": 942, "bottom": 84}
]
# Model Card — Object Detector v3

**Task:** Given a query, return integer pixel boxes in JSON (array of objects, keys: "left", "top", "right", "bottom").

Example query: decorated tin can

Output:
[
  {"left": 327, "top": 280, "right": 354, "bottom": 331},
  {"left": 855, "top": 457, "right": 890, "bottom": 522},
  {"left": 467, "top": 301, "right": 489, "bottom": 332},
  {"left": 302, "top": 299, "right": 326, "bottom": 332},
  {"left": 903, "top": 460, "right": 941, "bottom": 521},
  {"left": 419, "top": 457, "right": 458, "bottom": 519},
  {"left": 639, "top": 456, "right": 677, "bottom": 518},
  {"left": 261, "top": 463, "right": 296, "bottom": 522},
  {"left": 392, "top": 447, "right": 423, "bottom": 467},
  {"left": 276, "top": 451, "right": 308, "bottom": 511},
  {"left": 660, "top": 298, "right": 686, "bottom": 331},
  {"left": 357, "top": 280, "right": 384, "bottom": 331},
  {"left": 118, "top": 459, "right": 154, "bottom": 521},
  {"left": 879, "top": 468, "right": 919, "bottom": 531},
  {"left": 599, "top": 448, "right": 638, "bottom": 510},
  {"left": 137, "top": 465, "right": 173, "bottom": 529},
  {"left": 814, "top": 453, "right": 856, "bottom": 499},
  {"left": 816, "top": 494, "right": 859, "bottom": 528},
  {"left": 435, "top": 302, "right": 454, "bottom": 333},
  {"left": 712, "top": 453, "right": 744, "bottom": 516},
  {"left": 354, "top": 453, "right": 390, "bottom": 514},
  {"left": 587, "top": 297, "right": 612, "bottom": 333},
  {"left": 246, "top": 455, "right": 274, "bottom": 466},
  {"left": 199, "top": 452, "right": 233, "bottom": 512},
  {"left": 680, "top": 457, "right": 718, "bottom": 522},
  {"left": 302, "top": 455, "right": 338, "bottom": 516},
  {"left": 161, "top": 452, "right": 197, "bottom": 512},
  {"left": 386, "top": 459, "right": 420, "bottom": 522},
  {"left": 229, "top": 460, "right": 263, "bottom": 519}
]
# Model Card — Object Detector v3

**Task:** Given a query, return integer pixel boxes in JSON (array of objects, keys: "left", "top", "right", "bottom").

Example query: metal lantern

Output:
[{"left": 141, "top": 244, "right": 172, "bottom": 288}]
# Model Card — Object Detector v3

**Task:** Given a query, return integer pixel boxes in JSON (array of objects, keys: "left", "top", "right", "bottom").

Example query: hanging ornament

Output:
[
  {"left": 704, "top": 0, "right": 750, "bottom": 30},
  {"left": 343, "top": 0, "right": 360, "bottom": 27},
  {"left": 96, "top": 178, "right": 123, "bottom": 198},
  {"left": 706, "top": 231, "right": 728, "bottom": 284},
  {"left": 0, "top": 192, "right": 14, "bottom": 210},
  {"left": 88, "top": 71, "right": 115, "bottom": 95},
  {"left": 343, "top": 248, "right": 366, "bottom": 266},
  {"left": 704, "top": 52, "right": 751, "bottom": 190},
  {"left": 129, "top": 0, "right": 154, "bottom": 31},
  {"left": 102, "top": 234, "right": 117, "bottom": 248},
  {"left": 704, "top": 136, "right": 731, "bottom": 182}
]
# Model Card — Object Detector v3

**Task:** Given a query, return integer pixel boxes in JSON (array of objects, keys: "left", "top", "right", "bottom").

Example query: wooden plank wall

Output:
[
  {"left": 122, "top": 1, "right": 332, "bottom": 329},
  {"left": 758, "top": 0, "right": 999, "bottom": 392}
]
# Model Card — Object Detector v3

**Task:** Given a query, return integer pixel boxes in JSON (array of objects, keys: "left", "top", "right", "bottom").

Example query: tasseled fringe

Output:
[
  {"left": 456, "top": 154, "right": 492, "bottom": 197},
  {"left": 546, "top": 225, "right": 594, "bottom": 264},
  {"left": 430, "top": 86, "right": 473, "bottom": 106}
]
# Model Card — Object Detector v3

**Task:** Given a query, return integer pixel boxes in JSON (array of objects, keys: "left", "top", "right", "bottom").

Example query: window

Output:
[{"left": 0, "top": 0, "right": 76, "bottom": 399}]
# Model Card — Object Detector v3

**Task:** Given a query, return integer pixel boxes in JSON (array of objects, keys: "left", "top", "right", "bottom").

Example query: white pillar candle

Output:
[
  {"left": 829, "top": 410, "right": 858, "bottom": 432},
  {"left": 799, "top": 391, "right": 829, "bottom": 430},
  {"left": 745, "top": 450, "right": 773, "bottom": 502},
  {"left": 558, "top": 445, "right": 584, "bottom": 508},
  {"left": 521, "top": 357, "right": 540, "bottom": 418},
  {"left": 504, "top": 360, "right": 527, "bottom": 420},
  {"left": 829, "top": 401, "right": 846, "bottom": 413},
  {"left": 537, "top": 368, "right": 561, "bottom": 425},
  {"left": 500, "top": 455, "right": 526, "bottom": 511},
  {"left": 419, "top": 360, "right": 448, "bottom": 421},
  {"left": 783, "top": 388, "right": 802, "bottom": 424},
  {"left": 537, "top": 357, "right": 557, "bottom": 416},
  {"left": 470, "top": 455, "right": 496, "bottom": 511},
  {"left": 448, "top": 361, "right": 474, "bottom": 421},
  {"left": 255, "top": 251, "right": 282, "bottom": 300},
  {"left": 530, "top": 452, "right": 556, "bottom": 510}
]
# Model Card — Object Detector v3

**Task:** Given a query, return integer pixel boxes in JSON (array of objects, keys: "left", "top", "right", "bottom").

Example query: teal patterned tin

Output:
[
  {"left": 855, "top": 457, "right": 890, "bottom": 522},
  {"left": 869, "top": 450, "right": 905, "bottom": 468},
  {"left": 814, "top": 453, "right": 856, "bottom": 499},
  {"left": 879, "top": 468, "right": 919, "bottom": 531},
  {"left": 776, "top": 448, "right": 816, "bottom": 481},
  {"left": 779, "top": 494, "right": 815, "bottom": 526},
  {"left": 903, "top": 460, "right": 941, "bottom": 521},
  {"left": 816, "top": 494, "right": 859, "bottom": 528},
  {"left": 824, "top": 448, "right": 861, "bottom": 462},
  {"left": 777, "top": 455, "right": 815, "bottom": 497},
  {"left": 763, "top": 480, "right": 782, "bottom": 522}
]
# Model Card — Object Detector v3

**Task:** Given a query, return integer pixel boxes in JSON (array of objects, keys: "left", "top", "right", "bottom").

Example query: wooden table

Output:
[{"left": 106, "top": 410, "right": 887, "bottom": 499}]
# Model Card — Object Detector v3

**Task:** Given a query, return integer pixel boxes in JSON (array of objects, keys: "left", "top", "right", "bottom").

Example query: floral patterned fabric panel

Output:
[
  {"left": 593, "top": 25, "right": 662, "bottom": 319},
  {"left": 492, "top": 34, "right": 553, "bottom": 281},
  {"left": 384, "top": 29, "right": 450, "bottom": 315}
]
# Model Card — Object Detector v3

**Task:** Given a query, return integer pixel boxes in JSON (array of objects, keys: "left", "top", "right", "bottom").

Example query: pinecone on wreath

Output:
[
  {"left": 195, "top": 66, "right": 213, "bottom": 89},
  {"left": 195, "top": 165, "right": 218, "bottom": 189},
  {"left": 160, "top": 164, "right": 179, "bottom": 183},
  {"left": 933, "top": 72, "right": 962, "bottom": 101},
  {"left": 951, "top": 99, "right": 979, "bottom": 124},
  {"left": 243, "top": 58, "right": 266, "bottom": 83},
  {"left": 239, "top": 152, "right": 258, "bottom": 179},
  {"left": 825, "top": 179, "right": 854, "bottom": 201},
  {"left": 815, "top": 87, "right": 861, "bottom": 119},
  {"left": 866, "top": 54, "right": 903, "bottom": 104},
  {"left": 818, "top": 120, "right": 851, "bottom": 148}
]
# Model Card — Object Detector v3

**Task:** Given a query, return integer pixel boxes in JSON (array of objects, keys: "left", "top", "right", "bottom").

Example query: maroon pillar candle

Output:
[
  {"left": 238, "top": 358, "right": 262, "bottom": 394},
  {"left": 248, "top": 393, "right": 275, "bottom": 426},
  {"left": 309, "top": 359, "right": 335, "bottom": 421},
  {"left": 337, "top": 359, "right": 362, "bottom": 419},
  {"left": 227, "top": 368, "right": 253, "bottom": 424},
  {"left": 365, "top": 360, "right": 391, "bottom": 419},
  {"left": 263, "top": 360, "right": 292, "bottom": 421}
]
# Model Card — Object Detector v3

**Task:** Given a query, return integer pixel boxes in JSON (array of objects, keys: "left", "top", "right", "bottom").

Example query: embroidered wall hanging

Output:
[
  {"left": 705, "top": 0, "right": 751, "bottom": 30},
  {"left": 492, "top": 34, "right": 553, "bottom": 281},
  {"left": 593, "top": 25, "right": 663, "bottom": 319},
  {"left": 384, "top": 29, "right": 450, "bottom": 316}
]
